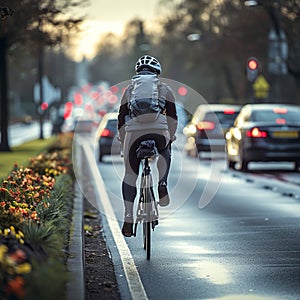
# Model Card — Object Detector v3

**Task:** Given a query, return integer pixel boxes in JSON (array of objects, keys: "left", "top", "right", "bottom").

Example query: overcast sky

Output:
[
  {"left": 86, "top": 0, "right": 160, "bottom": 22},
  {"left": 71, "top": 0, "right": 161, "bottom": 60}
]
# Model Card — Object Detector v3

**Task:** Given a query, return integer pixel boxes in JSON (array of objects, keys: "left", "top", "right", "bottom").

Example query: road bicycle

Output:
[{"left": 133, "top": 140, "right": 159, "bottom": 260}]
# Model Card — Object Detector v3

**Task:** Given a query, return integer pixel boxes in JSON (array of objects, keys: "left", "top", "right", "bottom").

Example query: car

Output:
[
  {"left": 183, "top": 104, "right": 240, "bottom": 156},
  {"left": 97, "top": 112, "right": 120, "bottom": 162},
  {"left": 225, "top": 103, "right": 300, "bottom": 171}
]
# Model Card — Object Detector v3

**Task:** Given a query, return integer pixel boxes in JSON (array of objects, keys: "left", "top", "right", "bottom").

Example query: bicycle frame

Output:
[{"left": 133, "top": 157, "right": 159, "bottom": 260}]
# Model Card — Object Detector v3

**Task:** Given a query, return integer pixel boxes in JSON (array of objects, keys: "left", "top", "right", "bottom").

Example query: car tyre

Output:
[
  {"left": 227, "top": 159, "right": 235, "bottom": 169},
  {"left": 196, "top": 144, "right": 202, "bottom": 159},
  {"left": 240, "top": 159, "right": 249, "bottom": 172},
  {"left": 294, "top": 161, "right": 300, "bottom": 172},
  {"left": 99, "top": 153, "right": 103, "bottom": 162},
  {"left": 238, "top": 147, "right": 249, "bottom": 172}
]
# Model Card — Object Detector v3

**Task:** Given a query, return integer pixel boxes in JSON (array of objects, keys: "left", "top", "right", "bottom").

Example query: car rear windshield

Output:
[
  {"left": 205, "top": 111, "right": 239, "bottom": 126},
  {"left": 251, "top": 109, "right": 300, "bottom": 123},
  {"left": 106, "top": 119, "right": 118, "bottom": 132}
]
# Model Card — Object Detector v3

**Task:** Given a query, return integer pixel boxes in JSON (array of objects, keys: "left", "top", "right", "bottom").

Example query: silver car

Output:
[
  {"left": 184, "top": 104, "right": 240, "bottom": 157},
  {"left": 97, "top": 112, "right": 120, "bottom": 162}
]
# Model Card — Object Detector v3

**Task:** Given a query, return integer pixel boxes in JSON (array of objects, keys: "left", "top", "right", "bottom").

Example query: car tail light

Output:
[
  {"left": 246, "top": 127, "right": 267, "bottom": 138},
  {"left": 100, "top": 128, "right": 113, "bottom": 137},
  {"left": 197, "top": 121, "right": 215, "bottom": 130},
  {"left": 223, "top": 109, "right": 236, "bottom": 114},
  {"left": 276, "top": 118, "right": 286, "bottom": 124},
  {"left": 273, "top": 107, "right": 287, "bottom": 114}
]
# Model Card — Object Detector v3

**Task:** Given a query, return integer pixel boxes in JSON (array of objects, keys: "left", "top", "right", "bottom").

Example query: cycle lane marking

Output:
[{"left": 82, "top": 143, "right": 148, "bottom": 300}]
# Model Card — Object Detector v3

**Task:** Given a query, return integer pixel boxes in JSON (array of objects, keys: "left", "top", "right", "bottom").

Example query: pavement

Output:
[
  {"left": 66, "top": 138, "right": 121, "bottom": 300},
  {"left": 66, "top": 182, "right": 85, "bottom": 300}
]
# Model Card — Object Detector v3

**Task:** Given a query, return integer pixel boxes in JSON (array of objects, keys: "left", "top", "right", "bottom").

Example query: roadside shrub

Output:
[{"left": 0, "top": 133, "right": 74, "bottom": 300}]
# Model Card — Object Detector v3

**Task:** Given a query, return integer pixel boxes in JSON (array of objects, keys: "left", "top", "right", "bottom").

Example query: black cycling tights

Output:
[{"left": 122, "top": 133, "right": 171, "bottom": 204}]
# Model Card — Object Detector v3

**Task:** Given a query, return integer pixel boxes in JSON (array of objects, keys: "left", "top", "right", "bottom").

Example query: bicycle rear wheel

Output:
[
  {"left": 143, "top": 221, "right": 151, "bottom": 259},
  {"left": 142, "top": 187, "right": 152, "bottom": 260}
]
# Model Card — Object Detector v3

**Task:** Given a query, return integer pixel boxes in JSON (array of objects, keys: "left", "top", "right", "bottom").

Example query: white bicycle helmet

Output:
[{"left": 135, "top": 55, "right": 162, "bottom": 74}]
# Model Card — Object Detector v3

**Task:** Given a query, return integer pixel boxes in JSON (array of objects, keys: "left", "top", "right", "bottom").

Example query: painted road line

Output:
[{"left": 82, "top": 143, "right": 148, "bottom": 300}]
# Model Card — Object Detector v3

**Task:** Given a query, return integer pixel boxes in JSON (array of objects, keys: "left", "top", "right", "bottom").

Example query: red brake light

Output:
[
  {"left": 74, "top": 92, "right": 83, "bottom": 106},
  {"left": 276, "top": 118, "right": 286, "bottom": 124},
  {"left": 197, "top": 121, "right": 215, "bottom": 130},
  {"left": 273, "top": 108, "right": 287, "bottom": 114},
  {"left": 223, "top": 109, "right": 235, "bottom": 114},
  {"left": 247, "top": 127, "right": 267, "bottom": 138},
  {"left": 100, "top": 128, "right": 112, "bottom": 137},
  {"left": 64, "top": 101, "right": 73, "bottom": 119}
]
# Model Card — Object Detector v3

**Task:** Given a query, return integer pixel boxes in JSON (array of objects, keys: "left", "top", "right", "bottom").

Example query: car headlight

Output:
[
  {"left": 233, "top": 128, "right": 242, "bottom": 140},
  {"left": 225, "top": 131, "right": 231, "bottom": 140},
  {"left": 183, "top": 124, "right": 197, "bottom": 136}
]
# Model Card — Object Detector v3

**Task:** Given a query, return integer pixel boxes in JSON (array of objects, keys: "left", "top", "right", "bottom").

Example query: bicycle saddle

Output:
[{"left": 136, "top": 139, "right": 158, "bottom": 159}]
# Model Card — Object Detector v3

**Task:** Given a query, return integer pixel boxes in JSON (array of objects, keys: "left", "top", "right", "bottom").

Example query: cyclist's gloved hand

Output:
[{"left": 117, "top": 134, "right": 124, "bottom": 143}]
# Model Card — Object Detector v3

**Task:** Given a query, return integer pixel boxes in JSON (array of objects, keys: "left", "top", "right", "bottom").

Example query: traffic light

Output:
[{"left": 247, "top": 57, "right": 259, "bottom": 82}]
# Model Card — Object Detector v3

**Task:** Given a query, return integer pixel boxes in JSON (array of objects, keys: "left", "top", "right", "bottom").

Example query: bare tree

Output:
[
  {"left": 0, "top": 6, "right": 15, "bottom": 151},
  {"left": 155, "top": 0, "right": 299, "bottom": 102},
  {"left": 0, "top": 0, "right": 86, "bottom": 150}
]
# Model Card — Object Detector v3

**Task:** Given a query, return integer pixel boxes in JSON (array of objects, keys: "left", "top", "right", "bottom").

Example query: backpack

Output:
[{"left": 128, "top": 75, "right": 165, "bottom": 122}]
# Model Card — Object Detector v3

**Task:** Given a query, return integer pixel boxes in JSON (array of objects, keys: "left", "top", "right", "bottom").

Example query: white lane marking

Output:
[{"left": 82, "top": 143, "right": 148, "bottom": 300}]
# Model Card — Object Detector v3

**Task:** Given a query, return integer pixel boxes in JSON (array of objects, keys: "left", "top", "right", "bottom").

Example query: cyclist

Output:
[{"left": 118, "top": 55, "right": 178, "bottom": 237}]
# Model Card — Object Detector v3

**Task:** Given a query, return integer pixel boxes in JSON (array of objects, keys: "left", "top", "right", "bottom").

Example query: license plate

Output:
[{"left": 272, "top": 131, "right": 299, "bottom": 138}]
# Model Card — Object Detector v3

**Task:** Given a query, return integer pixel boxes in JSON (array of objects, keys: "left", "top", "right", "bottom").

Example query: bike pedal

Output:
[{"left": 152, "top": 220, "right": 158, "bottom": 230}]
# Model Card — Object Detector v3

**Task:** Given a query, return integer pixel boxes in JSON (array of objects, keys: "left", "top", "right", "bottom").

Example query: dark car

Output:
[
  {"left": 97, "top": 112, "right": 120, "bottom": 162},
  {"left": 183, "top": 104, "right": 240, "bottom": 156},
  {"left": 225, "top": 104, "right": 300, "bottom": 171}
]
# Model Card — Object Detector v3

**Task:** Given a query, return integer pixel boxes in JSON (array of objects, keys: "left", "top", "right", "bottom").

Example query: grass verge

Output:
[{"left": 0, "top": 137, "right": 56, "bottom": 179}]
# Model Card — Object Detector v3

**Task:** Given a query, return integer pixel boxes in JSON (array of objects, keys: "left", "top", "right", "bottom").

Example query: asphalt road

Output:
[{"left": 94, "top": 137, "right": 300, "bottom": 300}]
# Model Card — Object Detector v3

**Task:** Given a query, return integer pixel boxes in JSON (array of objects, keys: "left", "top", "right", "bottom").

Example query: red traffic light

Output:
[
  {"left": 247, "top": 58, "right": 258, "bottom": 70},
  {"left": 246, "top": 57, "right": 259, "bottom": 82},
  {"left": 40, "top": 102, "right": 48, "bottom": 111}
]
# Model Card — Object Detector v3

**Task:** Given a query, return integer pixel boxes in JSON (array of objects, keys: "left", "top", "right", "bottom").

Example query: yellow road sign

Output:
[{"left": 253, "top": 75, "right": 270, "bottom": 99}]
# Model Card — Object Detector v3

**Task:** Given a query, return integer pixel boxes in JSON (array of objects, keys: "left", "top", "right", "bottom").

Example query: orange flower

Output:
[
  {"left": 22, "top": 209, "right": 29, "bottom": 217},
  {"left": 9, "top": 249, "right": 26, "bottom": 263},
  {"left": 6, "top": 276, "right": 26, "bottom": 298},
  {"left": 9, "top": 206, "right": 16, "bottom": 213},
  {"left": 0, "top": 187, "right": 9, "bottom": 193},
  {"left": 30, "top": 211, "right": 39, "bottom": 220}
]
